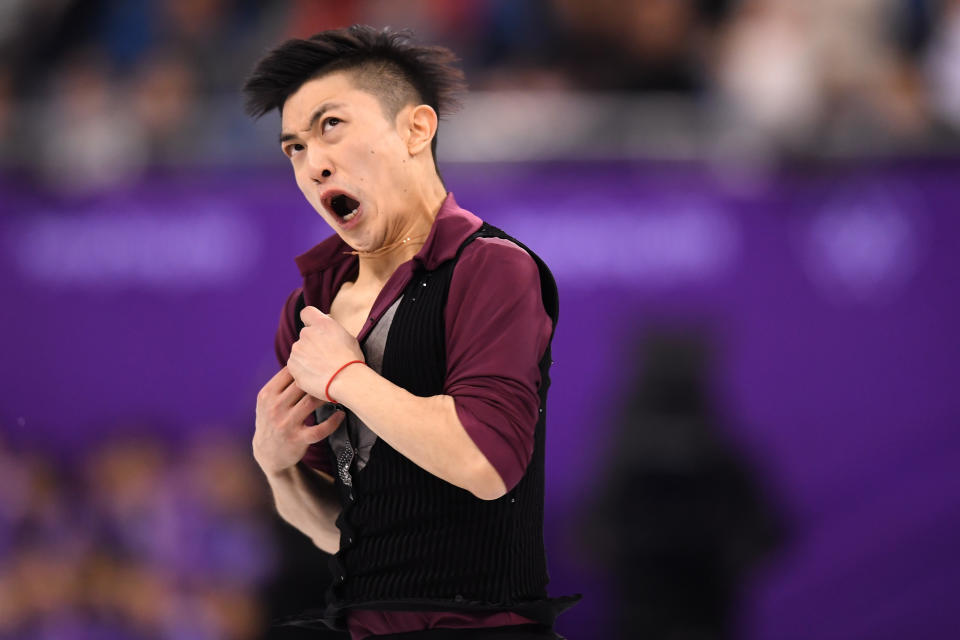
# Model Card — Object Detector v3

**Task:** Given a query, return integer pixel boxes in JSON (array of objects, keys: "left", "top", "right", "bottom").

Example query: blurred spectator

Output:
[
  {"left": 716, "top": 0, "right": 931, "bottom": 162},
  {"left": 715, "top": 1, "right": 821, "bottom": 156},
  {"left": 131, "top": 50, "right": 200, "bottom": 163},
  {"left": 552, "top": 0, "right": 726, "bottom": 92},
  {"left": 37, "top": 51, "right": 148, "bottom": 193},
  {"left": 582, "top": 331, "right": 784, "bottom": 640},
  {"left": 82, "top": 435, "right": 170, "bottom": 565},
  {"left": 0, "top": 65, "right": 12, "bottom": 155},
  {"left": 926, "top": 0, "right": 960, "bottom": 131}
]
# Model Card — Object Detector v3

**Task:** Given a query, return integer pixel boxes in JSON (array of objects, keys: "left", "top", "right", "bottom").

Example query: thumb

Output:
[
  {"left": 301, "top": 409, "right": 345, "bottom": 444},
  {"left": 299, "top": 305, "right": 326, "bottom": 327}
]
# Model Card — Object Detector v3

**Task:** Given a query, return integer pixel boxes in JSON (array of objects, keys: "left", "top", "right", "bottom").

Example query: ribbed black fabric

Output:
[{"left": 315, "top": 223, "right": 577, "bottom": 630}]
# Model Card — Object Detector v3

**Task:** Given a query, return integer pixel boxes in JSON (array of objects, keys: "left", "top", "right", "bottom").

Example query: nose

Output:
[{"left": 306, "top": 144, "right": 333, "bottom": 182}]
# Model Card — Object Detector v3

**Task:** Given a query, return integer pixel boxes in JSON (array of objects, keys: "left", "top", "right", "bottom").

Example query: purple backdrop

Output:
[{"left": 2, "top": 160, "right": 958, "bottom": 639}]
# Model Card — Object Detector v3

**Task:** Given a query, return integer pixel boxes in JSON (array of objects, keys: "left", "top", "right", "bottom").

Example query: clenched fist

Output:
[
  {"left": 253, "top": 366, "right": 344, "bottom": 476},
  {"left": 287, "top": 305, "right": 365, "bottom": 401}
]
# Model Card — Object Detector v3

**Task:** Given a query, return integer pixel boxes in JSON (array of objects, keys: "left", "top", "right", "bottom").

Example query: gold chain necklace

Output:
[{"left": 345, "top": 234, "right": 428, "bottom": 259}]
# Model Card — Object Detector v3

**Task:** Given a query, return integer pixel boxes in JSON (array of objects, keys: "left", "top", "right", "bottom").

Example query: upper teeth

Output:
[{"left": 342, "top": 208, "right": 358, "bottom": 221}]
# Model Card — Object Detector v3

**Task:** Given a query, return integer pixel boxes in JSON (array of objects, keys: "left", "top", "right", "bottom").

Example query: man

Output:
[{"left": 244, "top": 25, "right": 577, "bottom": 639}]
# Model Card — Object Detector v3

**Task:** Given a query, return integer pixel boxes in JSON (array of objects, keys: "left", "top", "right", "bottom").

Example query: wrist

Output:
[
  {"left": 253, "top": 449, "right": 297, "bottom": 481},
  {"left": 258, "top": 461, "right": 293, "bottom": 482},
  {"left": 326, "top": 360, "right": 368, "bottom": 406}
]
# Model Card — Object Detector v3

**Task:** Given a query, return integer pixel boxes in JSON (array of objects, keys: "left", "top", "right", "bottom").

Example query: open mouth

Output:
[{"left": 324, "top": 192, "right": 361, "bottom": 222}]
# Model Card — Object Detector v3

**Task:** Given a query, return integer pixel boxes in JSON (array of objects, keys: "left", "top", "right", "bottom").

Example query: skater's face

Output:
[{"left": 279, "top": 71, "right": 437, "bottom": 253}]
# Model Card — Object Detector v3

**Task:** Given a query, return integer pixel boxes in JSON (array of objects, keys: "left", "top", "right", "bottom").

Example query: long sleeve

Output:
[{"left": 443, "top": 237, "right": 553, "bottom": 491}]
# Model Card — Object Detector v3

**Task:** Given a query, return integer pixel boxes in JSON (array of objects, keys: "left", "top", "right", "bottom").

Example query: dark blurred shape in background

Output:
[
  {"left": 583, "top": 330, "right": 783, "bottom": 640},
  {"left": 2, "top": 2, "right": 959, "bottom": 640}
]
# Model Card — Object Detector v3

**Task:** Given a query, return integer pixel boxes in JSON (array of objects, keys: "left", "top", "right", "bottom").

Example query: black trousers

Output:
[{"left": 371, "top": 624, "right": 565, "bottom": 639}]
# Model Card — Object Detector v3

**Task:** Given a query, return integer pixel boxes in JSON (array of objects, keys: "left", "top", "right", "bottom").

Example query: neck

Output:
[{"left": 354, "top": 176, "right": 447, "bottom": 286}]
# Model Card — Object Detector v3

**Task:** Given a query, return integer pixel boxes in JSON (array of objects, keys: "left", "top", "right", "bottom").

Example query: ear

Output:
[{"left": 404, "top": 104, "right": 438, "bottom": 157}]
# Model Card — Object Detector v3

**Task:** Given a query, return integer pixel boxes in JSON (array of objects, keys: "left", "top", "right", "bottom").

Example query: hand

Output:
[
  {"left": 287, "top": 306, "right": 365, "bottom": 400},
  {"left": 253, "top": 366, "right": 344, "bottom": 476}
]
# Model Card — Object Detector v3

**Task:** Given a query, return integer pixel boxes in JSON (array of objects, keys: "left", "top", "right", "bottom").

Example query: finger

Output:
[
  {"left": 264, "top": 366, "right": 294, "bottom": 394},
  {"left": 258, "top": 367, "right": 295, "bottom": 404},
  {"left": 299, "top": 305, "right": 326, "bottom": 327},
  {"left": 279, "top": 379, "right": 308, "bottom": 407},
  {"left": 290, "top": 391, "right": 324, "bottom": 422},
  {"left": 301, "top": 410, "right": 345, "bottom": 444}
]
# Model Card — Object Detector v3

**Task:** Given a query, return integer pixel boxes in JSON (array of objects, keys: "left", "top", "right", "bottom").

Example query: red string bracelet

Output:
[{"left": 325, "top": 359, "right": 364, "bottom": 404}]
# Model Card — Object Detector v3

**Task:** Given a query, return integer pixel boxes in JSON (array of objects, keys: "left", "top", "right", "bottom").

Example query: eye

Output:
[
  {"left": 284, "top": 142, "right": 305, "bottom": 158},
  {"left": 321, "top": 117, "right": 342, "bottom": 134}
]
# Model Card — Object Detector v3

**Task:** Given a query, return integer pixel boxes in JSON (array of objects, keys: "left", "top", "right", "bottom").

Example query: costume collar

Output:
[{"left": 293, "top": 192, "right": 482, "bottom": 277}]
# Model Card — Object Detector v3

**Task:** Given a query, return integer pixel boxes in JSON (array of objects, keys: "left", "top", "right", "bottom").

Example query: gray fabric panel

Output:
[{"left": 326, "top": 296, "right": 402, "bottom": 474}]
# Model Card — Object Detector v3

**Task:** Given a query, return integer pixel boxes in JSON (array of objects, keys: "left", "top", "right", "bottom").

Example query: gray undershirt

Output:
[{"left": 319, "top": 296, "right": 401, "bottom": 486}]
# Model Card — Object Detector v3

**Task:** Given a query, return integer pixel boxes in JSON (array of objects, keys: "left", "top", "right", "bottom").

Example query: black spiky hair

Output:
[{"left": 243, "top": 24, "right": 465, "bottom": 121}]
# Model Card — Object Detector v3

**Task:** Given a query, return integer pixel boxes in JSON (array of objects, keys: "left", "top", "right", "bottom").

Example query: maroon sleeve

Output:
[
  {"left": 274, "top": 287, "right": 302, "bottom": 366},
  {"left": 444, "top": 237, "right": 553, "bottom": 492},
  {"left": 274, "top": 287, "right": 335, "bottom": 476}
]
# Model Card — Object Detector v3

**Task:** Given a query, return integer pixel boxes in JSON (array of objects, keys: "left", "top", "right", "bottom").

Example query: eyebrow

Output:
[{"left": 278, "top": 102, "right": 345, "bottom": 144}]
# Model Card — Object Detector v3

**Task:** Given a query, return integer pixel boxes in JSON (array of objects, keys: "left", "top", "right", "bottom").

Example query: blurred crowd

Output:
[
  {"left": 0, "top": 429, "right": 325, "bottom": 640},
  {"left": 1, "top": 0, "right": 960, "bottom": 189}
]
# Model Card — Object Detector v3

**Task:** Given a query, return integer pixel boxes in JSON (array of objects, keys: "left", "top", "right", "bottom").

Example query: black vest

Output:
[{"left": 297, "top": 223, "right": 578, "bottom": 630}]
